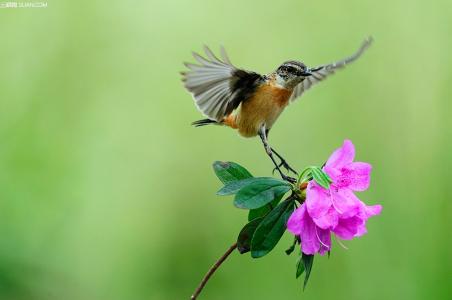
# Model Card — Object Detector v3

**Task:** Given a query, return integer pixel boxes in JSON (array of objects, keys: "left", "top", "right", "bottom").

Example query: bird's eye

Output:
[{"left": 286, "top": 66, "right": 295, "bottom": 73}]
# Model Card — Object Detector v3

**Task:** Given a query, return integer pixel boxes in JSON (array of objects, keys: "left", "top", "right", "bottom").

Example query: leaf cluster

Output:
[
  {"left": 213, "top": 161, "right": 331, "bottom": 289},
  {"left": 213, "top": 161, "right": 293, "bottom": 258}
]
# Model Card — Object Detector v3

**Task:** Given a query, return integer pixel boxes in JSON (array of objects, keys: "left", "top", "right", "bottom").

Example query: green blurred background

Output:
[{"left": 0, "top": 0, "right": 451, "bottom": 299}]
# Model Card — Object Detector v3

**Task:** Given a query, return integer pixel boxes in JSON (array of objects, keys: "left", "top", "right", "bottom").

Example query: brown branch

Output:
[{"left": 190, "top": 242, "right": 238, "bottom": 300}]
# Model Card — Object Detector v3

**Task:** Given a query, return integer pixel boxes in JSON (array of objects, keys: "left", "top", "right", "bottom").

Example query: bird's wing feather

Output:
[
  {"left": 182, "top": 46, "right": 263, "bottom": 121},
  {"left": 290, "top": 37, "right": 373, "bottom": 102}
]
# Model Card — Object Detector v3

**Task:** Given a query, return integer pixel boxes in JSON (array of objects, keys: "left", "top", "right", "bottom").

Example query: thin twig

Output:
[{"left": 190, "top": 242, "right": 238, "bottom": 300}]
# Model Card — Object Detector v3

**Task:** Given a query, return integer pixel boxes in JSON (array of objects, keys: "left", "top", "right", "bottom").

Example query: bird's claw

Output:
[
  {"left": 279, "top": 160, "right": 298, "bottom": 176},
  {"left": 272, "top": 163, "right": 284, "bottom": 175},
  {"left": 272, "top": 159, "right": 298, "bottom": 178},
  {"left": 282, "top": 174, "right": 297, "bottom": 184}
]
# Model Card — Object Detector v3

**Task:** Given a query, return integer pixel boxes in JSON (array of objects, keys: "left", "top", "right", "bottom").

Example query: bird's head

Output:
[{"left": 274, "top": 61, "right": 312, "bottom": 89}]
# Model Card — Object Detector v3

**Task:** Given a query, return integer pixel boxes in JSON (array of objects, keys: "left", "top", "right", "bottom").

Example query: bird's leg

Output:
[
  {"left": 258, "top": 126, "right": 296, "bottom": 184},
  {"left": 264, "top": 129, "right": 298, "bottom": 176},
  {"left": 270, "top": 147, "right": 298, "bottom": 176}
]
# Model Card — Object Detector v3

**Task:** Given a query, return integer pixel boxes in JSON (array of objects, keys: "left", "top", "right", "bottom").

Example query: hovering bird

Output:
[{"left": 181, "top": 37, "right": 373, "bottom": 183}]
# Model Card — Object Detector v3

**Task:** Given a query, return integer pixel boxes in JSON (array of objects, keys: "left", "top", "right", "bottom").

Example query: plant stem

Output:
[{"left": 190, "top": 242, "right": 237, "bottom": 300}]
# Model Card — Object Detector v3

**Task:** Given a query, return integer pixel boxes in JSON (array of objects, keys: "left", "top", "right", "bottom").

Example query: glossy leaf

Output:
[
  {"left": 250, "top": 198, "right": 295, "bottom": 258},
  {"left": 237, "top": 217, "right": 263, "bottom": 254},
  {"left": 234, "top": 179, "right": 291, "bottom": 209},
  {"left": 302, "top": 253, "right": 314, "bottom": 290},
  {"left": 248, "top": 196, "right": 281, "bottom": 221},
  {"left": 217, "top": 177, "right": 273, "bottom": 196},
  {"left": 311, "top": 166, "right": 332, "bottom": 189},
  {"left": 285, "top": 236, "right": 298, "bottom": 255},
  {"left": 296, "top": 255, "right": 305, "bottom": 278},
  {"left": 212, "top": 161, "right": 253, "bottom": 184}
]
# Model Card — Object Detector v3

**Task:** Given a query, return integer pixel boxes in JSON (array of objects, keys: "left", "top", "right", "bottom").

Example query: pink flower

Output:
[
  {"left": 287, "top": 203, "right": 331, "bottom": 255},
  {"left": 287, "top": 140, "right": 382, "bottom": 255}
]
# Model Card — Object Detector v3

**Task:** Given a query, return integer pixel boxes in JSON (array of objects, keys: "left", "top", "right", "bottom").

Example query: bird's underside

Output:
[
  {"left": 182, "top": 38, "right": 373, "bottom": 182},
  {"left": 229, "top": 78, "right": 293, "bottom": 137}
]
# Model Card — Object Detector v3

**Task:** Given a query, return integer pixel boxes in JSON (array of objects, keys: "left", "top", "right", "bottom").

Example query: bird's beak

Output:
[
  {"left": 304, "top": 66, "right": 323, "bottom": 76},
  {"left": 301, "top": 70, "right": 312, "bottom": 77}
]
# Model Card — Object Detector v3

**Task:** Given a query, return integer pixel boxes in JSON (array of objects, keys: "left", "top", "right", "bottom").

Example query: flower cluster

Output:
[{"left": 287, "top": 140, "right": 382, "bottom": 255}]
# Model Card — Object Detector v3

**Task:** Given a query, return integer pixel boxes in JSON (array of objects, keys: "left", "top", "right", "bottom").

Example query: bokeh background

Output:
[{"left": 0, "top": 0, "right": 451, "bottom": 299}]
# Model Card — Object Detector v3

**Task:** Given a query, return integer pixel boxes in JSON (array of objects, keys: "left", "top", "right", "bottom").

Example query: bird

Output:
[{"left": 181, "top": 37, "right": 373, "bottom": 183}]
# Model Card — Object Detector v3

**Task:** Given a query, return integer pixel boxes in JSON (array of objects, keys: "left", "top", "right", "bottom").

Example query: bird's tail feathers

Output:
[{"left": 191, "top": 118, "right": 220, "bottom": 127}]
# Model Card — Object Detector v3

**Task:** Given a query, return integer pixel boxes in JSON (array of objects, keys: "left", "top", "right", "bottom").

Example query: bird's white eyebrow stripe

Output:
[{"left": 283, "top": 62, "right": 305, "bottom": 70}]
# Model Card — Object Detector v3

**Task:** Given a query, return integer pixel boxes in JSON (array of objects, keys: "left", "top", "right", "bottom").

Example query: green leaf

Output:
[
  {"left": 302, "top": 253, "right": 314, "bottom": 290},
  {"left": 248, "top": 196, "right": 281, "bottom": 221},
  {"left": 285, "top": 236, "right": 298, "bottom": 255},
  {"left": 234, "top": 179, "right": 291, "bottom": 209},
  {"left": 297, "top": 166, "right": 313, "bottom": 183},
  {"left": 217, "top": 178, "right": 252, "bottom": 196},
  {"left": 250, "top": 198, "right": 295, "bottom": 258},
  {"left": 212, "top": 161, "right": 253, "bottom": 184},
  {"left": 311, "top": 166, "right": 332, "bottom": 189},
  {"left": 236, "top": 217, "right": 263, "bottom": 254},
  {"left": 296, "top": 255, "right": 305, "bottom": 278}
]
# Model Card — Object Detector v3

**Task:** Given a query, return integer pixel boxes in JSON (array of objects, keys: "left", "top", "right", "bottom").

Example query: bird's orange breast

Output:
[{"left": 232, "top": 82, "right": 293, "bottom": 137}]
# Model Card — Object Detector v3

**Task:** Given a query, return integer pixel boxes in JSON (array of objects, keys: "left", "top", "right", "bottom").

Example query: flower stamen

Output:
[
  {"left": 315, "top": 226, "right": 330, "bottom": 250},
  {"left": 329, "top": 188, "right": 343, "bottom": 214},
  {"left": 334, "top": 235, "right": 349, "bottom": 250}
]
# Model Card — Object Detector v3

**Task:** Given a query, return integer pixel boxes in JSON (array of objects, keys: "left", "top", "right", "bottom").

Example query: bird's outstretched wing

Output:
[
  {"left": 290, "top": 37, "right": 373, "bottom": 102},
  {"left": 182, "top": 46, "right": 264, "bottom": 121}
]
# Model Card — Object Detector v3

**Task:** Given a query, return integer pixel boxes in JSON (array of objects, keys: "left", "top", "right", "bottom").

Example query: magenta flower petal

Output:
[
  {"left": 364, "top": 204, "right": 383, "bottom": 217},
  {"left": 306, "top": 182, "right": 332, "bottom": 221},
  {"left": 342, "top": 162, "right": 372, "bottom": 191},
  {"left": 306, "top": 183, "right": 360, "bottom": 229},
  {"left": 332, "top": 216, "right": 361, "bottom": 240},
  {"left": 287, "top": 204, "right": 306, "bottom": 235},
  {"left": 287, "top": 204, "right": 317, "bottom": 255},
  {"left": 355, "top": 204, "right": 382, "bottom": 236},
  {"left": 323, "top": 165, "right": 341, "bottom": 182},
  {"left": 357, "top": 202, "right": 382, "bottom": 221},
  {"left": 330, "top": 187, "right": 361, "bottom": 218},
  {"left": 287, "top": 204, "right": 331, "bottom": 255},
  {"left": 325, "top": 140, "right": 355, "bottom": 169},
  {"left": 316, "top": 226, "right": 332, "bottom": 255},
  {"left": 310, "top": 206, "right": 339, "bottom": 230},
  {"left": 335, "top": 203, "right": 382, "bottom": 238},
  {"left": 287, "top": 140, "right": 382, "bottom": 255}
]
